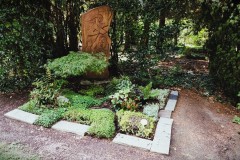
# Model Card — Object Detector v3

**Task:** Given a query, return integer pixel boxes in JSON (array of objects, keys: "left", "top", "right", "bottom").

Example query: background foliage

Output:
[
  {"left": 0, "top": 0, "right": 239, "bottom": 104},
  {"left": 0, "top": 1, "right": 53, "bottom": 91}
]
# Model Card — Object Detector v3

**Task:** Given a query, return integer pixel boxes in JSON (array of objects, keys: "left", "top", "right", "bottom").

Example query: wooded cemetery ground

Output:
[{"left": 0, "top": 89, "right": 239, "bottom": 160}]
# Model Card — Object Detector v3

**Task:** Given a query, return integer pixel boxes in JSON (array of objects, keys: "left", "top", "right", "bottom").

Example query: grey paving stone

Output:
[
  {"left": 171, "top": 90, "right": 179, "bottom": 96},
  {"left": 158, "top": 117, "right": 173, "bottom": 125},
  {"left": 4, "top": 109, "right": 39, "bottom": 124},
  {"left": 151, "top": 117, "right": 173, "bottom": 155},
  {"left": 159, "top": 110, "right": 172, "bottom": 118},
  {"left": 165, "top": 91, "right": 178, "bottom": 111},
  {"left": 113, "top": 133, "right": 152, "bottom": 150},
  {"left": 52, "top": 121, "right": 90, "bottom": 136}
]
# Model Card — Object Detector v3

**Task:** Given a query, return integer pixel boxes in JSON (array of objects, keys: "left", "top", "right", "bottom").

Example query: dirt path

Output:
[{"left": 0, "top": 90, "right": 239, "bottom": 160}]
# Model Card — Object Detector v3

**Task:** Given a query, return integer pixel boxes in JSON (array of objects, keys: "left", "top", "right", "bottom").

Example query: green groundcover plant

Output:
[
  {"left": 64, "top": 108, "right": 115, "bottom": 138},
  {"left": 47, "top": 51, "right": 108, "bottom": 78}
]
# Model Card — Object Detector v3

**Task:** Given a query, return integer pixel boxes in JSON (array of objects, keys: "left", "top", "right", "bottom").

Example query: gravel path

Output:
[{"left": 0, "top": 89, "right": 239, "bottom": 160}]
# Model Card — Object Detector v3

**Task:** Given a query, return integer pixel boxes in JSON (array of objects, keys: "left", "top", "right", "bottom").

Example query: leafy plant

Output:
[
  {"left": 109, "top": 88, "right": 140, "bottom": 111},
  {"left": 232, "top": 116, "right": 240, "bottom": 124},
  {"left": 34, "top": 108, "right": 65, "bottom": 128},
  {"left": 117, "top": 110, "right": 155, "bottom": 139},
  {"left": 115, "top": 77, "right": 134, "bottom": 90},
  {"left": 105, "top": 76, "right": 133, "bottom": 94},
  {"left": 47, "top": 52, "right": 108, "bottom": 78},
  {"left": 138, "top": 82, "right": 160, "bottom": 100},
  {"left": 30, "top": 79, "right": 63, "bottom": 108},
  {"left": 108, "top": 77, "right": 141, "bottom": 111}
]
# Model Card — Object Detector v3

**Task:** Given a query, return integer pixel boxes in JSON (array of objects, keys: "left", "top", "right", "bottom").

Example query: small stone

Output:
[{"left": 140, "top": 119, "right": 148, "bottom": 126}]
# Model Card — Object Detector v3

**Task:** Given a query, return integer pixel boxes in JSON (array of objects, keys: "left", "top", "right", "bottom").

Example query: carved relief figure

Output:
[{"left": 81, "top": 6, "right": 113, "bottom": 59}]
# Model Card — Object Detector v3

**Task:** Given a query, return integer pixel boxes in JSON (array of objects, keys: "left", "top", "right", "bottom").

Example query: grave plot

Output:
[{"left": 4, "top": 76, "right": 178, "bottom": 155}]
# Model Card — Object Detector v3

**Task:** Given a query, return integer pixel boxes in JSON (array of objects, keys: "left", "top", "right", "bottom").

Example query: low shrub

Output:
[
  {"left": 34, "top": 108, "right": 65, "bottom": 128},
  {"left": 143, "top": 103, "right": 160, "bottom": 120},
  {"left": 108, "top": 77, "right": 144, "bottom": 111},
  {"left": 109, "top": 88, "right": 141, "bottom": 111},
  {"left": 117, "top": 110, "right": 155, "bottom": 139},
  {"left": 30, "top": 79, "right": 66, "bottom": 108},
  {"left": 47, "top": 51, "right": 108, "bottom": 78},
  {"left": 64, "top": 108, "right": 115, "bottom": 138}
]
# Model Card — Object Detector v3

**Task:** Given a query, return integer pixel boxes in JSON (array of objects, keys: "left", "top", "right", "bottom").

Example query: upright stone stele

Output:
[{"left": 81, "top": 6, "right": 113, "bottom": 79}]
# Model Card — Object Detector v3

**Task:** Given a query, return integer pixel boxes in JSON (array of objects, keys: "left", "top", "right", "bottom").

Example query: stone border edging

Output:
[
  {"left": 4, "top": 90, "right": 179, "bottom": 155},
  {"left": 4, "top": 109, "right": 39, "bottom": 124},
  {"left": 52, "top": 120, "right": 90, "bottom": 136}
]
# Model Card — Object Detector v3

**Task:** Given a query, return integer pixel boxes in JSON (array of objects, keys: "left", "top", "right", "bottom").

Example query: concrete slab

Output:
[
  {"left": 165, "top": 91, "right": 178, "bottom": 111},
  {"left": 4, "top": 109, "right": 39, "bottom": 124},
  {"left": 113, "top": 133, "right": 152, "bottom": 150},
  {"left": 151, "top": 117, "right": 173, "bottom": 155},
  {"left": 159, "top": 110, "right": 172, "bottom": 118},
  {"left": 52, "top": 121, "right": 90, "bottom": 136}
]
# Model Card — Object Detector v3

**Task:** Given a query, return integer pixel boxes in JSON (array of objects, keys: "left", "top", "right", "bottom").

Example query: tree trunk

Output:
[
  {"left": 140, "top": 20, "right": 150, "bottom": 49},
  {"left": 55, "top": 8, "right": 67, "bottom": 57},
  {"left": 157, "top": 11, "right": 166, "bottom": 53},
  {"left": 109, "top": 11, "right": 119, "bottom": 76},
  {"left": 68, "top": 2, "right": 79, "bottom": 51}
]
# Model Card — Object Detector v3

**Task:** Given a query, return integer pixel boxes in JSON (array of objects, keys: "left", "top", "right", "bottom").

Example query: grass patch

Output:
[{"left": 0, "top": 142, "right": 39, "bottom": 160}]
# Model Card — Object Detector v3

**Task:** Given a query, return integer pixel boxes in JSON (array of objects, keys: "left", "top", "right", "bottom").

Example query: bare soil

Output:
[{"left": 0, "top": 89, "right": 239, "bottom": 160}]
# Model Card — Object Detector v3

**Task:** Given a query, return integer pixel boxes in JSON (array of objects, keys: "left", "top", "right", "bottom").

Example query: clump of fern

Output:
[
  {"left": 138, "top": 82, "right": 160, "bottom": 100},
  {"left": 47, "top": 51, "right": 109, "bottom": 78}
]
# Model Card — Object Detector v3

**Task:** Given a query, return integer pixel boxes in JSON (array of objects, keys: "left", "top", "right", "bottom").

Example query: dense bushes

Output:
[
  {"left": 198, "top": 1, "right": 240, "bottom": 102},
  {"left": 0, "top": 1, "right": 52, "bottom": 92}
]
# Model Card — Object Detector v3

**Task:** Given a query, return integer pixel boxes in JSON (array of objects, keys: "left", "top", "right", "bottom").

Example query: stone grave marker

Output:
[{"left": 81, "top": 5, "right": 113, "bottom": 79}]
